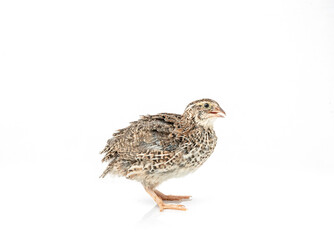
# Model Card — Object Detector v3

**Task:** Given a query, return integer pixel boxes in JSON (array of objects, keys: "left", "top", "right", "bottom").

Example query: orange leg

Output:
[
  {"left": 144, "top": 187, "right": 187, "bottom": 211},
  {"left": 154, "top": 189, "right": 191, "bottom": 201}
]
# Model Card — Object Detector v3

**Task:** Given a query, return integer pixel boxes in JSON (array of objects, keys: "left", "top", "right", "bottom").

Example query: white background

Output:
[{"left": 1, "top": 0, "right": 334, "bottom": 239}]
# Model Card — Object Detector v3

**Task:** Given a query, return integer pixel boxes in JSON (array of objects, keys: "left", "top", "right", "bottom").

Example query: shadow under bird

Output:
[{"left": 100, "top": 98, "right": 226, "bottom": 211}]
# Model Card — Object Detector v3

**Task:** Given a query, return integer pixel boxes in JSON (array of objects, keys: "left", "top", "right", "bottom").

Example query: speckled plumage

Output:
[{"left": 100, "top": 98, "right": 225, "bottom": 211}]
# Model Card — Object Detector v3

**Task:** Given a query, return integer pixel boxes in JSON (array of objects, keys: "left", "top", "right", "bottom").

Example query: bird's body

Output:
[{"left": 100, "top": 99, "right": 225, "bottom": 211}]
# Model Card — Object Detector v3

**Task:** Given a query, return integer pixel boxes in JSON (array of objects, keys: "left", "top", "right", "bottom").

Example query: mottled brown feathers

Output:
[{"left": 100, "top": 99, "right": 223, "bottom": 188}]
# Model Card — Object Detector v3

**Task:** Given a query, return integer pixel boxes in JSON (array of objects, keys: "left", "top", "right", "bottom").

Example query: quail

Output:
[{"left": 100, "top": 98, "right": 226, "bottom": 211}]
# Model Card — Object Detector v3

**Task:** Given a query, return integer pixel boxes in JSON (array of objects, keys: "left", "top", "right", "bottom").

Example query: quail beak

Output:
[{"left": 209, "top": 106, "right": 226, "bottom": 118}]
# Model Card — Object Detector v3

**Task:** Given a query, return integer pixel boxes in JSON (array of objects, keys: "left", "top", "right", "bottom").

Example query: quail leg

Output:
[
  {"left": 154, "top": 189, "right": 191, "bottom": 201},
  {"left": 144, "top": 187, "right": 187, "bottom": 211}
]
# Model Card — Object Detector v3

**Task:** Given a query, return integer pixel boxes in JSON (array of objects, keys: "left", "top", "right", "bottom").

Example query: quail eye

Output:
[{"left": 204, "top": 103, "right": 209, "bottom": 108}]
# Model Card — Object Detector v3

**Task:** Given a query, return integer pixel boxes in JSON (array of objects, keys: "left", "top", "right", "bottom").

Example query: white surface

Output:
[{"left": 1, "top": 0, "right": 334, "bottom": 239}]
